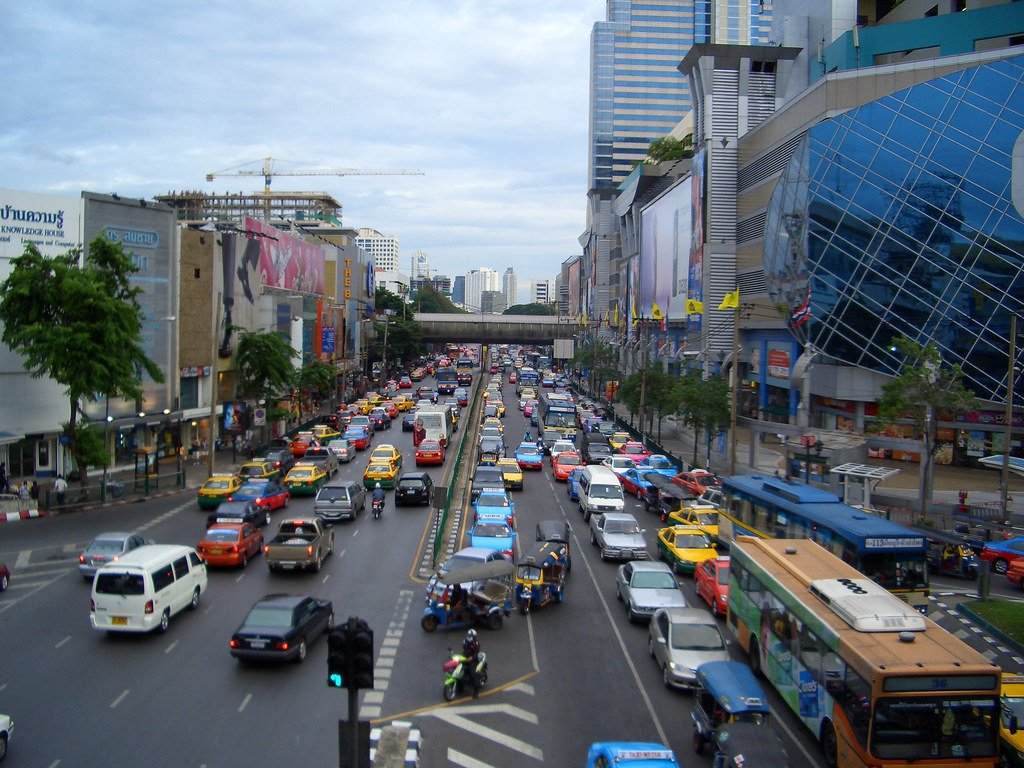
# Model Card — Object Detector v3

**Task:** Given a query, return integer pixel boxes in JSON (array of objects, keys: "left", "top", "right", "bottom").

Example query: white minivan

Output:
[
  {"left": 577, "top": 465, "right": 625, "bottom": 521},
  {"left": 90, "top": 545, "right": 208, "bottom": 634}
]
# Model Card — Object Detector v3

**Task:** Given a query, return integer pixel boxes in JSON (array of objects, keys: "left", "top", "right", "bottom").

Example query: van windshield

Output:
[
  {"left": 591, "top": 484, "right": 623, "bottom": 499},
  {"left": 95, "top": 572, "right": 145, "bottom": 595}
]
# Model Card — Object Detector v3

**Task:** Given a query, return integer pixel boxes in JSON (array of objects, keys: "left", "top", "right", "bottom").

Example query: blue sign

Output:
[{"left": 322, "top": 328, "right": 335, "bottom": 353}]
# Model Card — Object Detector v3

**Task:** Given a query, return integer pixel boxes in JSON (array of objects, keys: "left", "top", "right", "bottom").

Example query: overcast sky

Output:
[{"left": 1, "top": 1, "right": 603, "bottom": 301}]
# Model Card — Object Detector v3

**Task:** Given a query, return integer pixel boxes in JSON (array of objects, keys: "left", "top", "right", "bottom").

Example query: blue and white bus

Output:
[{"left": 719, "top": 475, "right": 930, "bottom": 611}]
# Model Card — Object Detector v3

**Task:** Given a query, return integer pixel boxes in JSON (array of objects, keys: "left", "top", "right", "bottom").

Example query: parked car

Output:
[
  {"left": 648, "top": 607, "right": 729, "bottom": 688},
  {"left": 79, "top": 532, "right": 153, "bottom": 579},
  {"left": 613, "top": 561, "right": 685, "bottom": 626},
  {"left": 229, "top": 593, "right": 334, "bottom": 663}
]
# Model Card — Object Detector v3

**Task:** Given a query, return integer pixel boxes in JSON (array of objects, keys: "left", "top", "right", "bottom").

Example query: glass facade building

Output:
[{"left": 763, "top": 55, "right": 1024, "bottom": 405}]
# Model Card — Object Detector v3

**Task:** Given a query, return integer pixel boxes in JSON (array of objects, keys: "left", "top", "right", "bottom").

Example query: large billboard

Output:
[
  {"left": 689, "top": 149, "right": 706, "bottom": 333},
  {"left": 244, "top": 216, "right": 326, "bottom": 294},
  {"left": 639, "top": 178, "right": 690, "bottom": 320},
  {"left": 567, "top": 257, "right": 580, "bottom": 317}
]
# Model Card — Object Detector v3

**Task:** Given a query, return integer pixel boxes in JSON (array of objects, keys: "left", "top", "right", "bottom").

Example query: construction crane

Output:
[{"left": 205, "top": 156, "right": 425, "bottom": 194}]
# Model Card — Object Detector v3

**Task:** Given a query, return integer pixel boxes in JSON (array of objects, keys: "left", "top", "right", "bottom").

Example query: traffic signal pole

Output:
[{"left": 327, "top": 616, "right": 374, "bottom": 768}]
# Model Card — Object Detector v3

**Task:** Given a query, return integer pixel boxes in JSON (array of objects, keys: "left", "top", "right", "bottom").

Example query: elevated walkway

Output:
[{"left": 413, "top": 313, "right": 580, "bottom": 343}]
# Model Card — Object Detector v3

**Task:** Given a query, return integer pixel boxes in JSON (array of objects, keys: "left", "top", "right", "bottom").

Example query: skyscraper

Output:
[
  {"left": 464, "top": 268, "right": 499, "bottom": 312},
  {"left": 354, "top": 228, "right": 399, "bottom": 272},
  {"left": 502, "top": 267, "right": 518, "bottom": 309},
  {"left": 452, "top": 275, "right": 465, "bottom": 306}
]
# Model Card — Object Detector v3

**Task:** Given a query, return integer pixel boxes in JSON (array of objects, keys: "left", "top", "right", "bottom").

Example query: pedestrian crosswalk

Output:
[{"left": 426, "top": 694, "right": 544, "bottom": 766}]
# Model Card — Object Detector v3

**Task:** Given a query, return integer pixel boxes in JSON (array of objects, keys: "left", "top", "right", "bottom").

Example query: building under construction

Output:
[{"left": 155, "top": 190, "right": 343, "bottom": 227}]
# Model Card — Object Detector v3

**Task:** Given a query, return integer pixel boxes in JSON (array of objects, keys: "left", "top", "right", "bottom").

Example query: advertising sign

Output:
[
  {"left": 243, "top": 216, "right": 326, "bottom": 294},
  {"left": 689, "top": 149, "right": 706, "bottom": 332},
  {"left": 0, "top": 188, "right": 82, "bottom": 268},
  {"left": 639, "top": 179, "right": 690, "bottom": 319}
]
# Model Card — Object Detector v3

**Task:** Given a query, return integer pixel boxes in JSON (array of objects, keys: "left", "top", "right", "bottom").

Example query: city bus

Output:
[
  {"left": 517, "top": 367, "right": 540, "bottom": 394},
  {"left": 728, "top": 536, "right": 1001, "bottom": 768},
  {"left": 538, "top": 392, "right": 577, "bottom": 447},
  {"left": 720, "top": 475, "right": 930, "bottom": 611},
  {"left": 435, "top": 367, "right": 458, "bottom": 396}
]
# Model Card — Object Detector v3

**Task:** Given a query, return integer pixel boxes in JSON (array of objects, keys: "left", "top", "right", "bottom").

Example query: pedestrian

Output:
[
  {"left": 0, "top": 462, "right": 7, "bottom": 494},
  {"left": 189, "top": 438, "right": 199, "bottom": 465},
  {"left": 29, "top": 480, "right": 40, "bottom": 510},
  {"left": 53, "top": 475, "right": 68, "bottom": 505},
  {"left": 18, "top": 480, "right": 30, "bottom": 511}
]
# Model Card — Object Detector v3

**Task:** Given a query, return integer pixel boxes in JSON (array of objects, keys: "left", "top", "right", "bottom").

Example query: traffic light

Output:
[
  {"left": 326, "top": 626, "right": 349, "bottom": 689},
  {"left": 349, "top": 618, "right": 375, "bottom": 690}
]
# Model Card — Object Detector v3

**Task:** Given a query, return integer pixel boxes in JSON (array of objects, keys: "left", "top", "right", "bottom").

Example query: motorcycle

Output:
[
  {"left": 372, "top": 498, "right": 385, "bottom": 519},
  {"left": 442, "top": 649, "right": 488, "bottom": 701}
]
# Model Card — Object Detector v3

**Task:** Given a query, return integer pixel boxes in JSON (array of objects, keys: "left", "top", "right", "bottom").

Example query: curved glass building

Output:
[{"left": 763, "top": 55, "right": 1024, "bottom": 404}]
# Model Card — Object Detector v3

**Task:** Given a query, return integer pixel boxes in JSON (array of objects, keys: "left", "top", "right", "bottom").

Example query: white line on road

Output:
[
  {"left": 14, "top": 549, "right": 32, "bottom": 569},
  {"left": 46, "top": 761, "right": 61, "bottom": 768},
  {"left": 431, "top": 709, "right": 543, "bottom": 759},
  {"left": 165, "top": 640, "right": 178, "bottom": 654},
  {"left": 238, "top": 693, "right": 251, "bottom": 712},
  {"left": 55, "top": 635, "right": 70, "bottom": 649},
  {"left": 110, "top": 689, "right": 129, "bottom": 708},
  {"left": 447, "top": 749, "right": 493, "bottom": 768}
]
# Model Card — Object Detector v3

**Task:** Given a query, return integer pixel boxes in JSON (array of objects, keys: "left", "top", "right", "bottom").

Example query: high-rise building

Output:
[
  {"left": 452, "top": 275, "right": 466, "bottom": 306},
  {"left": 530, "top": 280, "right": 553, "bottom": 305},
  {"left": 464, "top": 268, "right": 499, "bottom": 312},
  {"left": 481, "top": 290, "right": 506, "bottom": 314},
  {"left": 354, "top": 228, "right": 399, "bottom": 272},
  {"left": 502, "top": 267, "right": 518, "bottom": 309},
  {"left": 411, "top": 250, "right": 429, "bottom": 280}
]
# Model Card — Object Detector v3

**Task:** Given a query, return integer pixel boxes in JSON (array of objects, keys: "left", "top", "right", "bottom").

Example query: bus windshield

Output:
[{"left": 871, "top": 696, "right": 998, "bottom": 760}]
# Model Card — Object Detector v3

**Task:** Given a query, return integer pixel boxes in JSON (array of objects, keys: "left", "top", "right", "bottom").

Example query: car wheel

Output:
[
  {"left": 636, "top": 488, "right": 643, "bottom": 499},
  {"left": 627, "top": 605, "right": 638, "bottom": 623},
  {"left": 749, "top": 637, "right": 763, "bottom": 678},
  {"left": 663, "top": 664, "right": 672, "bottom": 689},
  {"left": 820, "top": 721, "right": 838, "bottom": 768},
  {"left": 0, "top": 574, "right": 7, "bottom": 592},
  {"left": 283, "top": 495, "right": 289, "bottom": 508},
  {"left": 312, "top": 555, "right": 322, "bottom": 573},
  {"left": 994, "top": 558, "right": 1010, "bottom": 574},
  {"left": 158, "top": 609, "right": 170, "bottom": 633},
  {"left": 295, "top": 638, "right": 307, "bottom": 663},
  {"left": 189, "top": 587, "right": 201, "bottom": 611},
  {"left": 241, "top": 553, "right": 249, "bottom": 569},
  {"left": 421, "top": 614, "right": 439, "bottom": 632},
  {"left": 590, "top": 531, "right": 597, "bottom": 545},
  {"left": 0, "top": 733, "right": 7, "bottom": 761},
  {"left": 692, "top": 730, "right": 705, "bottom": 755},
  {"left": 615, "top": 585, "right": 622, "bottom": 602},
  {"left": 264, "top": 511, "right": 272, "bottom": 527}
]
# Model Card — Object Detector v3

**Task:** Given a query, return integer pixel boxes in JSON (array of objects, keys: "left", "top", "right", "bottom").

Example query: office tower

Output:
[
  {"left": 354, "top": 228, "right": 399, "bottom": 272},
  {"left": 502, "top": 267, "right": 518, "bottom": 309}
]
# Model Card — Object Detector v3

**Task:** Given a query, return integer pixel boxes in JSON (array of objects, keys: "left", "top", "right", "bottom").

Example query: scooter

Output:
[
  {"left": 372, "top": 498, "right": 385, "bottom": 519},
  {"left": 442, "top": 649, "right": 488, "bottom": 701}
]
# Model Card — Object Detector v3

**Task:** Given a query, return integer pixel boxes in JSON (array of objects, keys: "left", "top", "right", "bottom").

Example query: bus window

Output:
[
  {"left": 773, "top": 511, "right": 789, "bottom": 539},
  {"left": 839, "top": 666, "right": 871, "bottom": 746}
]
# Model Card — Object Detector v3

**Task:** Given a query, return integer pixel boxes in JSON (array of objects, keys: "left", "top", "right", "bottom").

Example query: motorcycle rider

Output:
[
  {"left": 461, "top": 629, "right": 482, "bottom": 698},
  {"left": 372, "top": 482, "right": 385, "bottom": 515}
]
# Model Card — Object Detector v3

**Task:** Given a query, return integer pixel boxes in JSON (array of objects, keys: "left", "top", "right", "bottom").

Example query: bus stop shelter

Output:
[{"left": 829, "top": 462, "right": 901, "bottom": 509}]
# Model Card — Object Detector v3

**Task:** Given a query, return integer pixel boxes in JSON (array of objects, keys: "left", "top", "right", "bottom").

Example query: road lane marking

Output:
[
  {"left": 55, "top": 635, "right": 70, "bottom": 649},
  {"left": 238, "top": 693, "right": 251, "bottom": 712},
  {"left": 165, "top": 640, "right": 178, "bottom": 654},
  {"left": 110, "top": 689, "right": 129, "bottom": 708},
  {"left": 448, "top": 750, "right": 491, "bottom": 768},
  {"left": 431, "top": 707, "right": 542, "bottom": 760},
  {"left": 15, "top": 549, "right": 31, "bottom": 569}
]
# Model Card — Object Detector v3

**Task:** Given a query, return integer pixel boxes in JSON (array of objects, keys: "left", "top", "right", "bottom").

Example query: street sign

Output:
[{"left": 322, "top": 327, "right": 336, "bottom": 353}]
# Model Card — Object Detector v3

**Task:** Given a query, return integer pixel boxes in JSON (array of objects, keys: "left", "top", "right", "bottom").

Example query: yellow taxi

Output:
[
  {"left": 520, "top": 387, "right": 536, "bottom": 401},
  {"left": 609, "top": 432, "right": 632, "bottom": 451},
  {"left": 366, "top": 392, "right": 385, "bottom": 406},
  {"left": 369, "top": 444, "right": 403, "bottom": 469},
  {"left": 311, "top": 424, "right": 341, "bottom": 442},
  {"left": 494, "top": 401, "right": 507, "bottom": 418},
  {"left": 667, "top": 505, "right": 720, "bottom": 542},
  {"left": 1002, "top": 673, "right": 1024, "bottom": 767},
  {"left": 363, "top": 459, "right": 400, "bottom": 489},
  {"left": 482, "top": 417, "right": 504, "bottom": 434},
  {"left": 282, "top": 464, "right": 328, "bottom": 495},
  {"left": 198, "top": 474, "right": 243, "bottom": 509},
  {"left": 239, "top": 459, "right": 280, "bottom": 482},
  {"left": 394, "top": 394, "right": 414, "bottom": 411},
  {"left": 354, "top": 399, "right": 373, "bottom": 415},
  {"left": 497, "top": 458, "right": 524, "bottom": 491},
  {"left": 656, "top": 525, "right": 717, "bottom": 576}
]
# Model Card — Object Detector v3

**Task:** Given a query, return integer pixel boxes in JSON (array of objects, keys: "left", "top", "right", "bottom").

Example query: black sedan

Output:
[
  {"left": 229, "top": 594, "right": 334, "bottom": 663},
  {"left": 369, "top": 408, "right": 392, "bottom": 431},
  {"left": 402, "top": 412, "right": 417, "bottom": 431},
  {"left": 207, "top": 500, "right": 271, "bottom": 528}
]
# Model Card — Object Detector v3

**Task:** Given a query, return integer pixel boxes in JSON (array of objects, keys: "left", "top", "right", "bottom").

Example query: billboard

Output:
[
  {"left": 243, "top": 216, "right": 326, "bottom": 294},
  {"left": 567, "top": 258, "right": 580, "bottom": 317},
  {"left": 639, "top": 178, "right": 690, "bottom": 320},
  {"left": 689, "top": 149, "right": 706, "bottom": 332}
]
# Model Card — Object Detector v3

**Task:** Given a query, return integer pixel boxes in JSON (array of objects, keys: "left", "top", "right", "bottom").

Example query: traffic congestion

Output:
[{"left": 1, "top": 344, "right": 1023, "bottom": 767}]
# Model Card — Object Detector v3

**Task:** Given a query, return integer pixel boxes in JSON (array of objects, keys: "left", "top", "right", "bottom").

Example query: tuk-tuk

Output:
[
  {"left": 421, "top": 559, "right": 515, "bottom": 632},
  {"left": 515, "top": 541, "right": 568, "bottom": 614},
  {"left": 711, "top": 722, "right": 791, "bottom": 768},
  {"left": 914, "top": 526, "right": 980, "bottom": 579},
  {"left": 691, "top": 661, "right": 771, "bottom": 754},
  {"left": 644, "top": 474, "right": 690, "bottom": 520},
  {"left": 535, "top": 519, "right": 571, "bottom": 572}
]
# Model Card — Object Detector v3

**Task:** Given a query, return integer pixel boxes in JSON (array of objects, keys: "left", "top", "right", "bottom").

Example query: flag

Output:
[
  {"left": 612, "top": 304, "right": 619, "bottom": 327},
  {"left": 651, "top": 301, "right": 666, "bottom": 331},
  {"left": 581, "top": 311, "right": 588, "bottom": 328},
  {"left": 718, "top": 289, "right": 740, "bottom": 310},
  {"left": 788, "top": 287, "right": 811, "bottom": 329},
  {"left": 631, "top": 302, "right": 639, "bottom": 327},
  {"left": 685, "top": 298, "right": 704, "bottom": 315}
]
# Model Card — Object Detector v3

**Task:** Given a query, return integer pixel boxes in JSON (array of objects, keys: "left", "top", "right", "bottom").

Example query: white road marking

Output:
[
  {"left": 14, "top": 549, "right": 32, "bottom": 569},
  {"left": 110, "top": 689, "right": 129, "bottom": 708},
  {"left": 165, "top": 640, "right": 178, "bottom": 654},
  {"left": 447, "top": 749, "right": 493, "bottom": 768},
  {"left": 506, "top": 682, "right": 535, "bottom": 696},
  {"left": 55, "top": 635, "right": 70, "bottom": 649},
  {"left": 431, "top": 706, "right": 542, "bottom": 760},
  {"left": 238, "top": 693, "right": 251, "bottom": 712}
]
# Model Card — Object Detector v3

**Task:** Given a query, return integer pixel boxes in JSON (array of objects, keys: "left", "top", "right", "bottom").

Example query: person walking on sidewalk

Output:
[
  {"left": 18, "top": 480, "right": 30, "bottom": 512},
  {"left": 53, "top": 475, "right": 68, "bottom": 505},
  {"left": 29, "top": 480, "right": 40, "bottom": 510}
]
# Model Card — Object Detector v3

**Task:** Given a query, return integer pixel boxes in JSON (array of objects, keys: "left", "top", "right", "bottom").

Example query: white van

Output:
[
  {"left": 90, "top": 545, "right": 208, "bottom": 634},
  {"left": 578, "top": 465, "right": 625, "bottom": 521},
  {"left": 415, "top": 405, "right": 454, "bottom": 448}
]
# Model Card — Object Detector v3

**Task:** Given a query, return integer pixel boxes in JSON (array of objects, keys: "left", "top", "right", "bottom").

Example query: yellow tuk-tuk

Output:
[{"left": 515, "top": 540, "right": 568, "bottom": 614}]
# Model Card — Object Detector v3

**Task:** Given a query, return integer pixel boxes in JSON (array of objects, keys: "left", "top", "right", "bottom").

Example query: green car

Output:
[{"left": 282, "top": 465, "right": 328, "bottom": 496}]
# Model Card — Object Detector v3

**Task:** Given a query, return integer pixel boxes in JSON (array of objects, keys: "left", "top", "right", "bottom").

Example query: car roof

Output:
[
  {"left": 627, "top": 561, "right": 674, "bottom": 574},
  {"left": 252, "top": 593, "right": 310, "bottom": 609},
  {"left": 602, "top": 512, "right": 637, "bottom": 522}
]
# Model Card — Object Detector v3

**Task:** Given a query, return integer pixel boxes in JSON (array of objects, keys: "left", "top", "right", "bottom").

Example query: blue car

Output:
[
  {"left": 514, "top": 442, "right": 544, "bottom": 470},
  {"left": 566, "top": 467, "right": 585, "bottom": 501},
  {"left": 586, "top": 742, "right": 679, "bottom": 768},
  {"left": 472, "top": 489, "right": 515, "bottom": 526},
  {"left": 980, "top": 536, "right": 1024, "bottom": 574},
  {"left": 638, "top": 454, "right": 678, "bottom": 476},
  {"left": 467, "top": 516, "right": 517, "bottom": 559}
]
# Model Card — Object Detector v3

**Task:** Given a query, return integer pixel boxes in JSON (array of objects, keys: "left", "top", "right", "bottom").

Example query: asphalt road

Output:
[{"left": 1, "top": 369, "right": 1021, "bottom": 768}]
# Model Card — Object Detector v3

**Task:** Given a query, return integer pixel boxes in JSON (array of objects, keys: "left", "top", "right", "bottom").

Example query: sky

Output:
[{"left": 0, "top": 0, "right": 604, "bottom": 303}]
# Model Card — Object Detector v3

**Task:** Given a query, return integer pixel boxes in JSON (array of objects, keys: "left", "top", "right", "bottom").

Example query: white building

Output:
[
  {"left": 411, "top": 250, "right": 430, "bottom": 280},
  {"left": 355, "top": 228, "right": 399, "bottom": 272},
  {"left": 530, "top": 279, "right": 553, "bottom": 305},
  {"left": 502, "top": 267, "right": 518, "bottom": 309},
  {"left": 374, "top": 270, "right": 410, "bottom": 302},
  {"left": 464, "top": 267, "right": 499, "bottom": 312}
]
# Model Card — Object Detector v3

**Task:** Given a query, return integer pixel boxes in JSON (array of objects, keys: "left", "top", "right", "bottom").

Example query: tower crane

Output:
[{"left": 205, "top": 156, "right": 424, "bottom": 193}]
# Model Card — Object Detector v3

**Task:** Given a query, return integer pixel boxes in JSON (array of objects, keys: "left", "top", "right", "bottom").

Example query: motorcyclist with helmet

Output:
[
  {"left": 372, "top": 482, "right": 386, "bottom": 518},
  {"left": 462, "top": 629, "right": 481, "bottom": 698},
  {"left": 372, "top": 482, "right": 386, "bottom": 504}
]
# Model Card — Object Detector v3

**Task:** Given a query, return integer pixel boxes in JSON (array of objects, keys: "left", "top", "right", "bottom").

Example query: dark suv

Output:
[
  {"left": 581, "top": 434, "right": 613, "bottom": 465},
  {"left": 395, "top": 472, "right": 434, "bottom": 506}
]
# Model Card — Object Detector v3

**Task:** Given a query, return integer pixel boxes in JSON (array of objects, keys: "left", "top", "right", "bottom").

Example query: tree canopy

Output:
[
  {"left": 646, "top": 134, "right": 694, "bottom": 163},
  {"left": 414, "top": 284, "right": 465, "bottom": 313},
  {"left": 504, "top": 303, "right": 557, "bottom": 316},
  {"left": 0, "top": 237, "right": 163, "bottom": 483}
]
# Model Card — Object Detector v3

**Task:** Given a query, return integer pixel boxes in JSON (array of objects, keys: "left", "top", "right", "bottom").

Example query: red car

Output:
[
  {"left": 0, "top": 561, "right": 9, "bottom": 592},
  {"left": 289, "top": 431, "right": 316, "bottom": 457},
  {"left": 229, "top": 479, "right": 290, "bottom": 511},
  {"left": 618, "top": 441, "right": 652, "bottom": 462},
  {"left": 1007, "top": 561, "right": 1024, "bottom": 590},
  {"left": 197, "top": 522, "right": 264, "bottom": 568},
  {"left": 508, "top": 372, "right": 517, "bottom": 384},
  {"left": 398, "top": 376, "right": 413, "bottom": 389},
  {"left": 694, "top": 556, "right": 730, "bottom": 616},
  {"left": 672, "top": 469, "right": 721, "bottom": 496},
  {"left": 415, "top": 439, "right": 445, "bottom": 466},
  {"left": 551, "top": 451, "right": 583, "bottom": 481}
]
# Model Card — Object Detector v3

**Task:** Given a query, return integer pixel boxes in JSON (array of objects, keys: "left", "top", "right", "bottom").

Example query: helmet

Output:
[
  {"left": 466, "top": 629, "right": 478, "bottom": 642},
  {"left": 375, "top": 482, "right": 382, "bottom": 489}
]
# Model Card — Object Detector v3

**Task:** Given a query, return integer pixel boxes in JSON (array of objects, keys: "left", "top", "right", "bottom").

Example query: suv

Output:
[
  {"left": 394, "top": 472, "right": 434, "bottom": 506},
  {"left": 471, "top": 465, "right": 506, "bottom": 500},
  {"left": 314, "top": 480, "right": 365, "bottom": 523},
  {"left": 581, "top": 434, "right": 613, "bottom": 465}
]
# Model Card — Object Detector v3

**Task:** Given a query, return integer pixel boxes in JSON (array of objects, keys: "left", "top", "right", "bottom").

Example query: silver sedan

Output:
[
  {"left": 648, "top": 607, "right": 730, "bottom": 689},
  {"left": 78, "top": 532, "right": 153, "bottom": 579},
  {"left": 615, "top": 561, "right": 686, "bottom": 623}
]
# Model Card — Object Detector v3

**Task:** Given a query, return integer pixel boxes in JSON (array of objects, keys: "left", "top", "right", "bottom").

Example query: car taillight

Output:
[
  {"left": 79, "top": 554, "right": 86, "bottom": 564},
  {"left": 274, "top": 641, "right": 289, "bottom": 651},
  {"left": 307, "top": 545, "right": 314, "bottom": 556},
  {"left": 145, "top": 600, "right": 154, "bottom": 615},
  {"left": 230, "top": 545, "right": 238, "bottom": 553},
  {"left": 263, "top": 545, "right": 269, "bottom": 553},
  {"left": 229, "top": 638, "right": 241, "bottom": 648}
]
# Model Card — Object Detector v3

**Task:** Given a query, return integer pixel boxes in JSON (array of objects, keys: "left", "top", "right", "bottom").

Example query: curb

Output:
[
  {"left": 955, "top": 601, "right": 1024, "bottom": 660},
  {"left": 0, "top": 486, "right": 189, "bottom": 523},
  {"left": 0, "top": 509, "right": 47, "bottom": 523}
]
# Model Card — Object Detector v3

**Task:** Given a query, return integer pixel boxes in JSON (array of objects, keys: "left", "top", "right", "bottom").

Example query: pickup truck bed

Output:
[{"left": 264, "top": 519, "right": 334, "bottom": 573}]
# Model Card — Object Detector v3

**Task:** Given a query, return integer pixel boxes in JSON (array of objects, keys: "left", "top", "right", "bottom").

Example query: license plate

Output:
[
  {"left": 112, "top": 616, "right": 128, "bottom": 626},
  {"left": 249, "top": 640, "right": 267, "bottom": 649},
  {"left": 210, "top": 548, "right": 222, "bottom": 554}
]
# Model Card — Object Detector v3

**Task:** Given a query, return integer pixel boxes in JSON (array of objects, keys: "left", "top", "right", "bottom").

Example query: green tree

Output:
[
  {"left": 503, "top": 303, "right": 557, "bottom": 315},
  {"left": 571, "top": 339, "right": 619, "bottom": 397},
  {"left": 296, "top": 358, "right": 336, "bottom": 405},
  {"left": 0, "top": 238, "right": 163, "bottom": 486},
  {"left": 414, "top": 284, "right": 465, "bottom": 314},
  {"left": 235, "top": 328, "right": 297, "bottom": 423},
  {"left": 646, "top": 134, "right": 694, "bottom": 163},
  {"left": 877, "top": 335, "right": 978, "bottom": 518}
]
